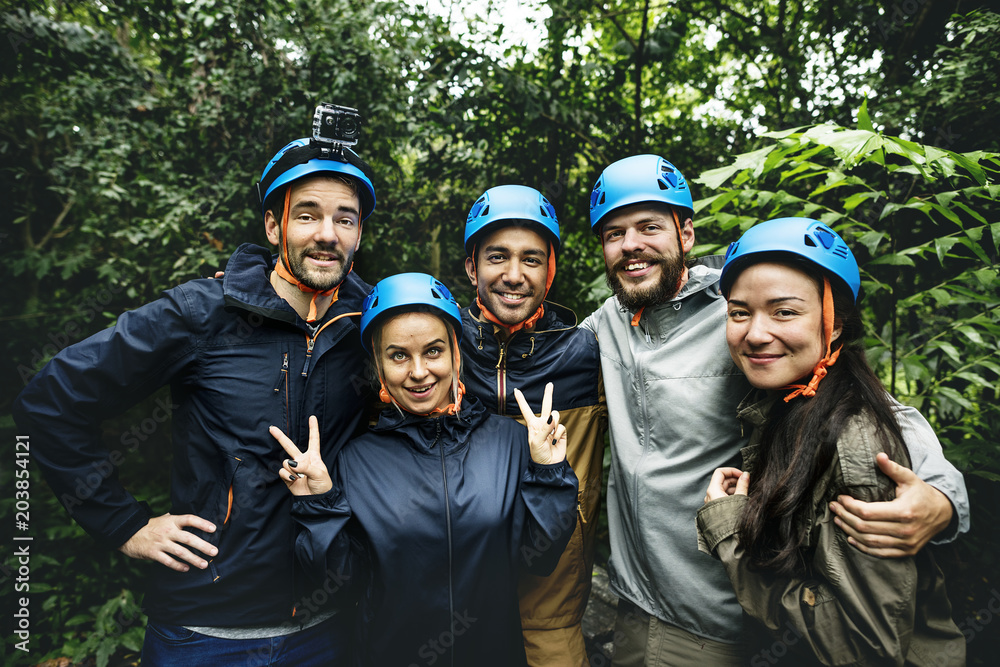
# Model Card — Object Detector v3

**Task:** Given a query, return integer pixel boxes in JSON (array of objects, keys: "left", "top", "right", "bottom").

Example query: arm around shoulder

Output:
[{"left": 894, "top": 401, "right": 969, "bottom": 541}]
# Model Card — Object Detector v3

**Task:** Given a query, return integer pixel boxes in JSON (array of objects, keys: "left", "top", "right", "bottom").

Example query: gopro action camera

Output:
[{"left": 312, "top": 103, "right": 361, "bottom": 147}]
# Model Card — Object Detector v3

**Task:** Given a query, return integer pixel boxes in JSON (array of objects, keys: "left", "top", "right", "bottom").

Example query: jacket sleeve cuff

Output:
[
  {"left": 526, "top": 458, "right": 573, "bottom": 476},
  {"left": 291, "top": 488, "right": 348, "bottom": 519},
  {"left": 106, "top": 502, "right": 153, "bottom": 550},
  {"left": 697, "top": 495, "right": 747, "bottom": 556}
]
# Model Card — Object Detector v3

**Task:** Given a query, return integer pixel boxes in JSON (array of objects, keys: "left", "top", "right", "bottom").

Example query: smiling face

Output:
[
  {"left": 465, "top": 225, "right": 549, "bottom": 326},
  {"left": 725, "top": 261, "right": 842, "bottom": 391},
  {"left": 264, "top": 175, "right": 362, "bottom": 291},
  {"left": 378, "top": 311, "right": 455, "bottom": 414},
  {"left": 599, "top": 202, "right": 694, "bottom": 311}
]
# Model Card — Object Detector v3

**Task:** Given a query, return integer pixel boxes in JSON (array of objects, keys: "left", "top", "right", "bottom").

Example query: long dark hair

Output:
[{"left": 735, "top": 277, "right": 907, "bottom": 575}]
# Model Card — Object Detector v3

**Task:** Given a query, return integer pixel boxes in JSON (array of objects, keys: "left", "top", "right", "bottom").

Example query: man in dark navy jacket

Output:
[
  {"left": 13, "top": 123, "right": 378, "bottom": 665},
  {"left": 460, "top": 185, "right": 607, "bottom": 667}
]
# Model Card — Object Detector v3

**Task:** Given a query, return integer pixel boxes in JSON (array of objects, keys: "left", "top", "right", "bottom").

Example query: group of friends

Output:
[{"left": 15, "top": 111, "right": 970, "bottom": 667}]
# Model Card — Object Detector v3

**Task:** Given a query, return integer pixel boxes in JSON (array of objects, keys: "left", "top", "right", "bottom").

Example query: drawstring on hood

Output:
[{"left": 782, "top": 276, "right": 841, "bottom": 402}]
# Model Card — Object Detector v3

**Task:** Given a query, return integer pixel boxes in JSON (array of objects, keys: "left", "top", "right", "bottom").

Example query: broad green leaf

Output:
[
  {"left": 929, "top": 341, "right": 963, "bottom": 363},
  {"left": 934, "top": 237, "right": 960, "bottom": 264},
  {"left": 901, "top": 356, "right": 930, "bottom": 383},
  {"left": 842, "top": 191, "right": 879, "bottom": 211},
  {"left": 991, "top": 222, "right": 1000, "bottom": 249},
  {"left": 973, "top": 268, "right": 998, "bottom": 286},
  {"left": 857, "top": 98, "right": 874, "bottom": 132},
  {"left": 761, "top": 126, "right": 809, "bottom": 140},
  {"left": 695, "top": 146, "right": 777, "bottom": 189},
  {"left": 884, "top": 136, "right": 927, "bottom": 169},
  {"left": 870, "top": 253, "right": 916, "bottom": 267},
  {"left": 947, "top": 150, "right": 987, "bottom": 185},
  {"left": 856, "top": 231, "right": 886, "bottom": 254},
  {"left": 954, "top": 371, "right": 996, "bottom": 390},
  {"left": 956, "top": 326, "right": 986, "bottom": 346},
  {"left": 936, "top": 386, "right": 974, "bottom": 411}
]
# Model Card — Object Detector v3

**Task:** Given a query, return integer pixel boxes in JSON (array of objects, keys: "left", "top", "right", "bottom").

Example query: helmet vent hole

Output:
[
  {"left": 803, "top": 234, "right": 818, "bottom": 247},
  {"left": 539, "top": 206, "right": 550, "bottom": 218},
  {"left": 480, "top": 205, "right": 490, "bottom": 218},
  {"left": 657, "top": 180, "right": 668, "bottom": 191}
]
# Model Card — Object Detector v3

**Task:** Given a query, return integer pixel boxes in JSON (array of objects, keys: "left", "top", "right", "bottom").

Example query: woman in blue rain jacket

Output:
[{"left": 270, "top": 273, "right": 578, "bottom": 667}]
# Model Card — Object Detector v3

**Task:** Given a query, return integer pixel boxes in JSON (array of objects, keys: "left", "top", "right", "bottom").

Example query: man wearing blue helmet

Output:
[
  {"left": 582, "top": 155, "right": 969, "bottom": 665},
  {"left": 13, "top": 106, "right": 377, "bottom": 664},
  {"left": 461, "top": 185, "right": 606, "bottom": 666}
]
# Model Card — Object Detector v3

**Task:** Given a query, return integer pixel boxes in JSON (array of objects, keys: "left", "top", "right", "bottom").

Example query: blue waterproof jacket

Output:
[
  {"left": 291, "top": 395, "right": 579, "bottom": 667},
  {"left": 13, "top": 244, "right": 372, "bottom": 626}
]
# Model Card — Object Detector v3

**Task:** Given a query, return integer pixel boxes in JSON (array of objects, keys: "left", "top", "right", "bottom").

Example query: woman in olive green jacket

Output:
[{"left": 697, "top": 218, "right": 964, "bottom": 666}]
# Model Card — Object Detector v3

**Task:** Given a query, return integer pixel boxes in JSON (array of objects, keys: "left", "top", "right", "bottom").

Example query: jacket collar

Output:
[
  {"left": 672, "top": 254, "right": 725, "bottom": 302},
  {"left": 221, "top": 243, "right": 371, "bottom": 326},
  {"left": 467, "top": 300, "right": 578, "bottom": 335},
  {"left": 371, "top": 393, "right": 491, "bottom": 455}
]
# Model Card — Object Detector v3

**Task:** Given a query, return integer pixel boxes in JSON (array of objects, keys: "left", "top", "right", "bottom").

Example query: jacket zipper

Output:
[
  {"left": 210, "top": 456, "right": 242, "bottom": 583},
  {"left": 299, "top": 312, "right": 360, "bottom": 378},
  {"left": 435, "top": 420, "right": 456, "bottom": 666},
  {"left": 495, "top": 342, "right": 508, "bottom": 414}
]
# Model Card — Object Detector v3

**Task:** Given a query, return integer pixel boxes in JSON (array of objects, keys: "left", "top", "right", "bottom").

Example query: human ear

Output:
[
  {"left": 831, "top": 319, "right": 844, "bottom": 343},
  {"left": 464, "top": 257, "right": 478, "bottom": 286},
  {"left": 264, "top": 210, "right": 280, "bottom": 246},
  {"left": 680, "top": 217, "right": 696, "bottom": 254}
]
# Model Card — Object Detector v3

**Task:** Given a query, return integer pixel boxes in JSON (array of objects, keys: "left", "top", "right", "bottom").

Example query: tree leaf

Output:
[
  {"left": 934, "top": 237, "right": 960, "bottom": 264},
  {"left": 857, "top": 97, "right": 874, "bottom": 132}
]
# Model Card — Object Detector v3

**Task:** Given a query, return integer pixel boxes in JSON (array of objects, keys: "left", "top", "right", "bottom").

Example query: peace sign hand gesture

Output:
[
  {"left": 514, "top": 382, "right": 567, "bottom": 465},
  {"left": 270, "top": 415, "right": 334, "bottom": 496}
]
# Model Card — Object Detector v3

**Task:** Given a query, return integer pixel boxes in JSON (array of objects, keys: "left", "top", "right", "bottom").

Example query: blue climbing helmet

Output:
[
  {"left": 360, "top": 273, "right": 463, "bottom": 352},
  {"left": 720, "top": 217, "right": 861, "bottom": 302},
  {"left": 589, "top": 154, "right": 693, "bottom": 232},
  {"left": 256, "top": 137, "right": 376, "bottom": 221},
  {"left": 464, "top": 185, "right": 561, "bottom": 256}
]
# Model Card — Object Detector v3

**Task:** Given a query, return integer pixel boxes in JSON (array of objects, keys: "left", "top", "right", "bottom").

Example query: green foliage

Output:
[
  {"left": 695, "top": 100, "right": 1000, "bottom": 483},
  {"left": 4, "top": 1, "right": 1000, "bottom": 665}
]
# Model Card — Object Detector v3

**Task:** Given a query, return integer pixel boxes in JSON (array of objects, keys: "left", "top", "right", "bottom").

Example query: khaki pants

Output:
[{"left": 612, "top": 599, "right": 744, "bottom": 667}]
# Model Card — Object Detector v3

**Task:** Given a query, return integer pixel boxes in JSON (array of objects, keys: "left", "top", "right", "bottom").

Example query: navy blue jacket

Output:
[
  {"left": 13, "top": 243, "right": 372, "bottom": 626},
  {"left": 292, "top": 396, "right": 579, "bottom": 667}
]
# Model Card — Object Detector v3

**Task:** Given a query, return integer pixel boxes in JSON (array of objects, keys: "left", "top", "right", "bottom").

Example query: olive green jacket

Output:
[{"left": 697, "top": 393, "right": 964, "bottom": 666}]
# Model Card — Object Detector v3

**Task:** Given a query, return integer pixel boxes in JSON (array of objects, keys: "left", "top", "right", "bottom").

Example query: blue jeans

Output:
[{"left": 141, "top": 616, "right": 351, "bottom": 666}]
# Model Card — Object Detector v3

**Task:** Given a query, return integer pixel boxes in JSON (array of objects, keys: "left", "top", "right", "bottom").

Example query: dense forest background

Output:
[{"left": 2, "top": 1, "right": 999, "bottom": 665}]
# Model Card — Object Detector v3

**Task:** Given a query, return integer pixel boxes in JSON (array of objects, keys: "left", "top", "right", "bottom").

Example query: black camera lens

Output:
[{"left": 339, "top": 116, "right": 359, "bottom": 140}]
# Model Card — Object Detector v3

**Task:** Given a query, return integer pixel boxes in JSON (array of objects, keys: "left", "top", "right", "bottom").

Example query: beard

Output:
[
  {"left": 284, "top": 243, "right": 353, "bottom": 291},
  {"left": 605, "top": 250, "right": 686, "bottom": 312}
]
